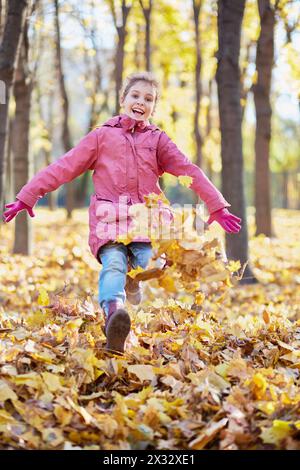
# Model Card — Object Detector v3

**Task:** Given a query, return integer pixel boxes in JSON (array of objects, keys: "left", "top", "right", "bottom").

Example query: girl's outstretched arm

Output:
[
  {"left": 157, "top": 132, "right": 241, "bottom": 233},
  {"left": 157, "top": 131, "right": 230, "bottom": 214},
  {"left": 14, "top": 129, "right": 98, "bottom": 209}
]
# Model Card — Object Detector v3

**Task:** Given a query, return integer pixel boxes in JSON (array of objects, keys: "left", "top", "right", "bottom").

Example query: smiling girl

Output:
[{"left": 3, "top": 71, "right": 241, "bottom": 353}]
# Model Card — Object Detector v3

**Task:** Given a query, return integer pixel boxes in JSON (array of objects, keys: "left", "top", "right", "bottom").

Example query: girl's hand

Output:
[
  {"left": 3, "top": 200, "right": 35, "bottom": 223},
  {"left": 207, "top": 208, "right": 242, "bottom": 233}
]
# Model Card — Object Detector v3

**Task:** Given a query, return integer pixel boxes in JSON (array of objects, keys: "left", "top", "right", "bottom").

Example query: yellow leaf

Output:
[
  {"left": 0, "top": 380, "right": 18, "bottom": 402},
  {"left": 65, "top": 318, "right": 83, "bottom": 330},
  {"left": 37, "top": 288, "right": 50, "bottom": 306},
  {"left": 143, "top": 192, "right": 169, "bottom": 207},
  {"left": 127, "top": 365, "right": 155, "bottom": 382},
  {"left": 263, "top": 310, "right": 270, "bottom": 324},
  {"left": 54, "top": 329, "right": 65, "bottom": 343},
  {"left": 11, "top": 372, "right": 42, "bottom": 389},
  {"left": 127, "top": 266, "right": 145, "bottom": 279},
  {"left": 116, "top": 233, "right": 134, "bottom": 245},
  {"left": 194, "top": 292, "right": 205, "bottom": 306},
  {"left": 189, "top": 418, "right": 228, "bottom": 450},
  {"left": 30, "top": 350, "right": 56, "bottom": 364},
  {"left": 260, "top": 420, "right": 293, "bottom": 446},
  {"left": 0, "top": 409, "right": 18, "bottom": 425},
  {"left": 26, "top": 311, "right": 51, "bottom": 328},
  {"left": 215, "top": 363, "right": 229, "bottom": 379},
  {"left": 178, "top": 175, "right": 193, "bottom": 188},
  {"left": 54, "top": 405, "right": 73, "bottom": 426},
  {"left": 256, "top": 401, "right": 276, "bottom": 416},
  {"left": 66, "top": 396, "right": 95, "bottom": 425},
  {"left": 158, "top": 274, "right": 177, "bottom": 293},
  {"left": 41, "top": 372, "right": 64, "bottom": 392},
  {"left": 251, "top": 373, "right": 268, "bottom": 400},
  {"left": 228, "top": 260, "right": 241, "bottom": 272},
  {"left": 194, "top": 317, "right": 214, "bottom": 339}
]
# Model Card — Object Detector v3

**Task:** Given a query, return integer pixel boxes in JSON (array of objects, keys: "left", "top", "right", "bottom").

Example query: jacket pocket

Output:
[
  {"left": 95, "top": 198, "right": 128, "bottom": 222},
  {"left": 135, "top": 145, "right": 158, "bottom": 173},
  {"left": 96, "top": 196, "right": 114, "bottom": 202}
]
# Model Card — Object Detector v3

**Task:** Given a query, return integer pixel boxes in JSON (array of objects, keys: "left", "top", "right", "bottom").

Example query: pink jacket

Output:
[{"left": 16, "top": 114, "right": 230, "bottom": 263}]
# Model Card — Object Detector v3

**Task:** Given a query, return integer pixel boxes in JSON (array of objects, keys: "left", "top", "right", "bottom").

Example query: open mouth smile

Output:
[{"left": 132, "top": 108, "right": 144, "bottom": 117}]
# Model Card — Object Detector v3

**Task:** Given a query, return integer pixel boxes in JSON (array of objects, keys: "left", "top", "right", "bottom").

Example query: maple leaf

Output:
[
  {"left": 178, "top": 175, "right": 193, "bottom": 188},
  {"left": 127, "top": 266, "right": 145, "bottom": 279}
]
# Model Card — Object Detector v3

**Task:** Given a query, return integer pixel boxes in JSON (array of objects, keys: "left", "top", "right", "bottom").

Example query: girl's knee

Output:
[{"left": 107, "top": 258, "right": 127, "bottom": 274}]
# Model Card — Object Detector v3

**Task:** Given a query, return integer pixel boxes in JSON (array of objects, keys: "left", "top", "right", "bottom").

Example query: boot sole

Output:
[{"left": 106, "top": 309, "right": 131, "bottom": 353}]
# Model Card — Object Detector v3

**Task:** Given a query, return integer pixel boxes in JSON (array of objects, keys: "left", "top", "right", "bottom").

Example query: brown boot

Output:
[
  {"left": 104, "top": 301, "right": 131, "bottom": 353},
  {"left": 125, "top": 275, "right": 142, "bottom": 305}
]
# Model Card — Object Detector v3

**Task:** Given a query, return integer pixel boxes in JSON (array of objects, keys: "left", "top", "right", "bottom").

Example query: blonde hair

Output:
[{"left": 120, "top": 71, "right": 160, "bottom": 114}]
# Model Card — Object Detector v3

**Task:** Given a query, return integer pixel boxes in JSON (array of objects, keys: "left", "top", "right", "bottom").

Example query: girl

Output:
[{"left": 3, "top": 71, "right": 241, "bottom": 353}]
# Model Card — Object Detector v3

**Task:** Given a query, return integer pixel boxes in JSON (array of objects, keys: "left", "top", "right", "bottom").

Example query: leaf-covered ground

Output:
[{"left": 0, "top": 208, "right": 299, "bottom": 450}]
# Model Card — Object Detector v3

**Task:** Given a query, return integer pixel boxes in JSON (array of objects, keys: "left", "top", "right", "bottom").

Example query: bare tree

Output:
[
  {"left": 108, "top": 0, "right": 132, "bottom": 114},
  {"left": 216, "top": 0, "right": 256, "bottom": 283},
  {"left": 53, "top": 0, "right": 74, "bottom": 219},
  {"left": 0, "top": 0, "right": 28, "bottom": 216},
  {"left": 138, "top": 0, "right": 153, "bottom": 71},
  {"left": 253, "top": 0, "right": 277, "bottom": 236}
]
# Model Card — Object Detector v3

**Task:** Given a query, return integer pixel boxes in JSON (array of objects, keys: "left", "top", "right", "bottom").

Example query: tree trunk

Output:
[
  {"left": 54, "top": 0, "right": 74, "bottom": 219},
  {"left": 216, "top": 0, "right": 256, "bottom": 283},
  {"left": 109, "top": 0, "right": 132, "bottom": 114},
  {"left": 6, "top": 117, "right": 13, "bottom": 201},
  {"left": 282, "top": 171, "right": 288, "bottom": 209},
  {"left": 139, "top": 0, "right": 152, "bottom": 71},
  {"left": 43, "top": 88, "right": 56, "bottom": 210},
  {"left": 253, "top": 0, "right": 275, "bottom": 236},
  {"left": 115, "top": 28, "right": 125, "bottom": 114},
  {"left": 205, "top": 79, "right": 213, "bottom": 181},
  {"left": 0, "top": 1, "right": 3, "bottom": 40},
  {"left": 12, "top": 22, "right": 33, "bottom": 255},
  {"left": 0, "top": 0, "right": 27, "bottom": 216},
  {"left": 0, "top": 0, "right": 7, "bottom": 41},
  {"left": 134, "top": 22, "right": 143, "bottom": 70},
  {"left": 192, "top": 0, "right": 203, "bottom": 171}
]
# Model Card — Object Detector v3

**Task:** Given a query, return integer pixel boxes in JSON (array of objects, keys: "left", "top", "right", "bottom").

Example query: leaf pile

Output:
[{"left": 0, "top": 208, "right": 299, "bottom": 450}]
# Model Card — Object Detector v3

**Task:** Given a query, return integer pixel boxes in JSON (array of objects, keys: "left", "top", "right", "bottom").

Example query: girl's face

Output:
[{"left": 120, "top": 80, "right": 156, "bottom": 121}]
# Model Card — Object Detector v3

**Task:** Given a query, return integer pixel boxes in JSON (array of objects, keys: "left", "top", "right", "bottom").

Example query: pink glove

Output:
[
  {"left": 3, "top": 199, "right": 35, "bottom": 223},
  {"left": 207, "top": 208, "right": 241, "bottom": 233}
]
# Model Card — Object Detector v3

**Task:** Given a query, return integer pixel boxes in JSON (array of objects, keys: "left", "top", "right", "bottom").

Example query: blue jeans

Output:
[{"left": 98, "top": 242, "right": 153, "bottom": 315}]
